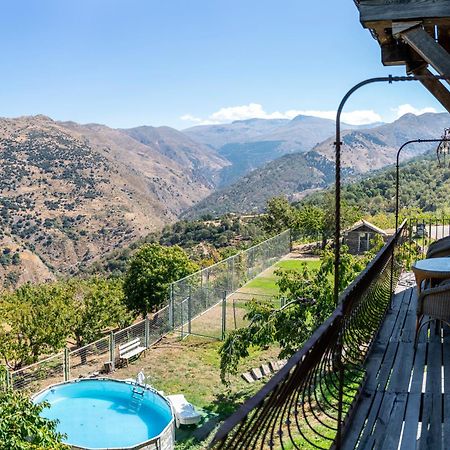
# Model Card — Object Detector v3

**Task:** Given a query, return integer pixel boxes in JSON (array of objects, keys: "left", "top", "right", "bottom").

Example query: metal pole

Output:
[
  {"left": 188, "top": 288, "right": 192, "bottom": 336},
  {"left": 221, "top": 291, "right": 227, "bottom": 340},
  {"left": 169, "top": 283, "right": 174, "bottom": 329},
  {"left": 109, "top": 330, "right": 115, "bottom": 372},
  {"left": 5, "top": 368, "right": 11, "bottom": 390},
  {"left": 334, "top": 74, "right": 450, "bottom": 306},
  {"left": 64, "top": 347, "right": 70, "bottom": 382},
  {"left": 335, "top": 75, "right": 416, "bottom": 306},
  {"left": 144, "top": 317, "right": 149, "bottom": 348}
]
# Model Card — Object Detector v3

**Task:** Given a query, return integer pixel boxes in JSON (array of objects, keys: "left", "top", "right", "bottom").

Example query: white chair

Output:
[{"left": 167, "top": 394, "right": 202, "bottom": 427}]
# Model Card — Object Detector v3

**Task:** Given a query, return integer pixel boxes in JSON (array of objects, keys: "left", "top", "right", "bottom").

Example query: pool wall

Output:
[
  {"left": 70, "top": 421, "right": 175, "bottom": 450},
  {"left": 33, "top": 378, "right": 175, "bottom": 450}
]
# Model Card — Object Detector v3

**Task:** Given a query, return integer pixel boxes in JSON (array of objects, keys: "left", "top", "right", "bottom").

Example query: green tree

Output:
[
  {"left": 69, "top": 277, "right": 132, "bottom": 348},
  {"left": 123, "top": 244, "right": 198, "bottom": 316},
  {"left": 262, "top": 196, "right": 298, "bottom": 234},
  {"left": 0, "top": 283, "right": 73, "bottom": 369},
  {"left": 0, "top": 389, "right": 68, "bottom": 449},
  {"left": 299, "top": 192, "right": 361, "bottom": 247},
  {"left": 297, "top": 204, "right": 325, "bottom": 241}
]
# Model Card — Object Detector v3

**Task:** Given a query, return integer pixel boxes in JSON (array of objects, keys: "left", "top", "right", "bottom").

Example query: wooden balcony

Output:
[{"left": 343, "top": 279, "right": 450, "bottom": 449}]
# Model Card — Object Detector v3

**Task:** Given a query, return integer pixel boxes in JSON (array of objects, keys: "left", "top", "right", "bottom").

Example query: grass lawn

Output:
[{"left": 240, "top": 258, "right": 321, "bottom": 297}]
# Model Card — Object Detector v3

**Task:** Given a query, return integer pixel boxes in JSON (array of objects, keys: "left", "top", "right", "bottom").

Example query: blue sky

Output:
[{"left": 0, "top": 0, "right": 445, "bottom": 129}]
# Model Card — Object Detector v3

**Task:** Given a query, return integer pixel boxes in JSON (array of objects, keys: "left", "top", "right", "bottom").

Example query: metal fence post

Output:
[
  {"left": 6, "top": 369, "right": 12, "bottom": 390},
  {"left": 180, "top": 298, "right": 184, "bottom": 340},
  {"left": 169, "top": 283, "right": 174, "bottom": 329},
  {"left": 110, "top": 331, "right": 115, "bottom": 371},
  {"left": 188, "top": 289, "right": 192, "bottom": 336},
  {"left": 64, "top": 348, "right": 70, "bottom": 381},
  {"left": 144, "top": 316, "right": 150, "bottom": 348},
  {"left": 221, "top": 290, "right": 227, "bottom": 340}
]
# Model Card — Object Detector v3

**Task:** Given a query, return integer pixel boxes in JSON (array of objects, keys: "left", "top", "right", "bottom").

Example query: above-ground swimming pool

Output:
[{"left": 33, "top": 378, "right": 175, "bottom": 450}]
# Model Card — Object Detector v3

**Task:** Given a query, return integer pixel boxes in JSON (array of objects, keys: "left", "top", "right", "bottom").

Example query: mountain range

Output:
[
  {"left": 184, "top": 116, "right": 378, "bottom": 186},
  {"left": 184, "top": 112, "right": 450, "bottom": 217},
  {"left": 0, "top": 111, "right": 448, "bottom": 286}
]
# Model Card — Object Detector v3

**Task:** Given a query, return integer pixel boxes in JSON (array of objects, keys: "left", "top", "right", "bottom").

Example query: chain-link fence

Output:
[
  {"left": 1, "top": 230, "right": 291, "bottom": 393},
  {"left": 170, "top": 230, "right": 291, "bottom": 339}
]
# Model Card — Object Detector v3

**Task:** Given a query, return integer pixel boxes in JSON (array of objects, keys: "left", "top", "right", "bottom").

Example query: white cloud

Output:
[
  {"left": 392, "top": 104, "right": 437, "bottom": 119},
  {"left": 181, "top": 103, "right": 382, "bottom": 126}
]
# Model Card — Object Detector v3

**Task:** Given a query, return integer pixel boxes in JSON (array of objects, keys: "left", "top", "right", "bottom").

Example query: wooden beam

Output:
[
  {"left": 411, "top": 67, "right": 450, "bottom": 113},
  {"left": 400, "top": 25, "right": 450, "bottom": 77},
  {"left": 438, "top": 25, "right": 450, "bottom": 53},
  {"left": 359, "top": 0, "right": 450, "bottom": 23},
  {"left": 381, "top": 43, "right": 423, "bottom": 66}
]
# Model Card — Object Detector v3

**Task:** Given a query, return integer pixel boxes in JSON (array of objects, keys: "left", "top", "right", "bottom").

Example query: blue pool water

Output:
[{"left": 33, "top": 379, "right": 173, "bottom": 449}]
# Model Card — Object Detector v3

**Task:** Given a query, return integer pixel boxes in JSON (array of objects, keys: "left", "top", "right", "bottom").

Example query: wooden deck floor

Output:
[{"left": 342, "top": 280, "right": 450, "bottom": 450}]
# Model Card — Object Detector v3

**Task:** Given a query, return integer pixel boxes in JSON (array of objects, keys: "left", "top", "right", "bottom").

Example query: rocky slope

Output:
[{"left": 0, "top": 115, "right": 228, "bottom": 287}]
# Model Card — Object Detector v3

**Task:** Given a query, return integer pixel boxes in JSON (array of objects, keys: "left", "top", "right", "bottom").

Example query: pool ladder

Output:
[{"left": 130, "top": 387, "right": 145, "bottom": 411}]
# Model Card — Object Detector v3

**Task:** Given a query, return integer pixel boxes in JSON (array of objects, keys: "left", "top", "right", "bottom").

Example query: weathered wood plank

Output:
[
  {"left": 370, "top": 392, "right": 398, "bottom": 447},
  {"left": 419, "top": 323, "right": 443, "bottom": 450},
  {"left": 380, "top": 393, "right": 408, "bottom": 448},
  {"left": 353, "top": 390, "right": 385, "bottom": 448},
  {"left": 359, "top": 0, "right": 450, "bottom": 23},
  {"left": 400, "top": 393, "right": 421, "bottom": 450},
  {"left": 420, "top": 393, "right": 442, "bottom": 449},
  {"left": 388, "top": 341, "right": 415, "bottom": 393},
  {"left": 442, "top": 330, "right": 450, "bottom": 443}
]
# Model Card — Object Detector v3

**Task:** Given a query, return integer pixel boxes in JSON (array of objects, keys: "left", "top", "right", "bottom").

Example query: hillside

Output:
[
  {"left": 0, "top": 115, "right": 228, "bottom": 287},
  {"left": 183, "top": 113, "right": 450, "bottom": 217}
]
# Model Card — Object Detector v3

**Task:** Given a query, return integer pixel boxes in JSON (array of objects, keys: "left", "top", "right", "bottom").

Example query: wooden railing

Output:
[{"left": 210, "top": 222, "right": 407, "bottom": 450}]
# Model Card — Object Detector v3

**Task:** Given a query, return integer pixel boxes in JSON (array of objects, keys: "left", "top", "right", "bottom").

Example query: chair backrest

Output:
[{"left": 426, "top": 236, "right": 450, "bottom": 259}]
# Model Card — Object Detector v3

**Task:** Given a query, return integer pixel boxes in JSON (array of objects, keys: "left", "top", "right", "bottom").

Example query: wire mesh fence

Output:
[
  {"left": 10, "top": 352, "right": 65, "bottom": 392},
  {"left": 69, "top": 335, "right": 111, "bottom": 380},
  {"left": 170, "top": 230, "right": 291, "bottom": 339},
  {"left": 1, "top": 230, "right": 291, "bottom": 393}
]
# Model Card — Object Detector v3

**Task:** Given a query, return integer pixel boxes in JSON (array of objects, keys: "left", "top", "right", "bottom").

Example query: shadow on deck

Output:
[{"left": 343, "top": 276, "right": 450, "bottom": 450}]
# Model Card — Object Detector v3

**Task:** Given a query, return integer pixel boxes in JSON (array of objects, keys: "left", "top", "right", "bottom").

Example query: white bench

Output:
[{"left": 118, "top": 338, "right": 146, "bottom": 366}]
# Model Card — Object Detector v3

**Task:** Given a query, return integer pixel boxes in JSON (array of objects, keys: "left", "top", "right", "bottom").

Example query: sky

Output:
[{"left": 0, "top": 0, "right": 445, "bottom": 129}]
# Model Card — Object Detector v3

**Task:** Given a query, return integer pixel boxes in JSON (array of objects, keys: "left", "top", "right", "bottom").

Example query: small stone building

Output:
[{"left": 344, "top": 220, "right": 388, "bottom": 255}]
